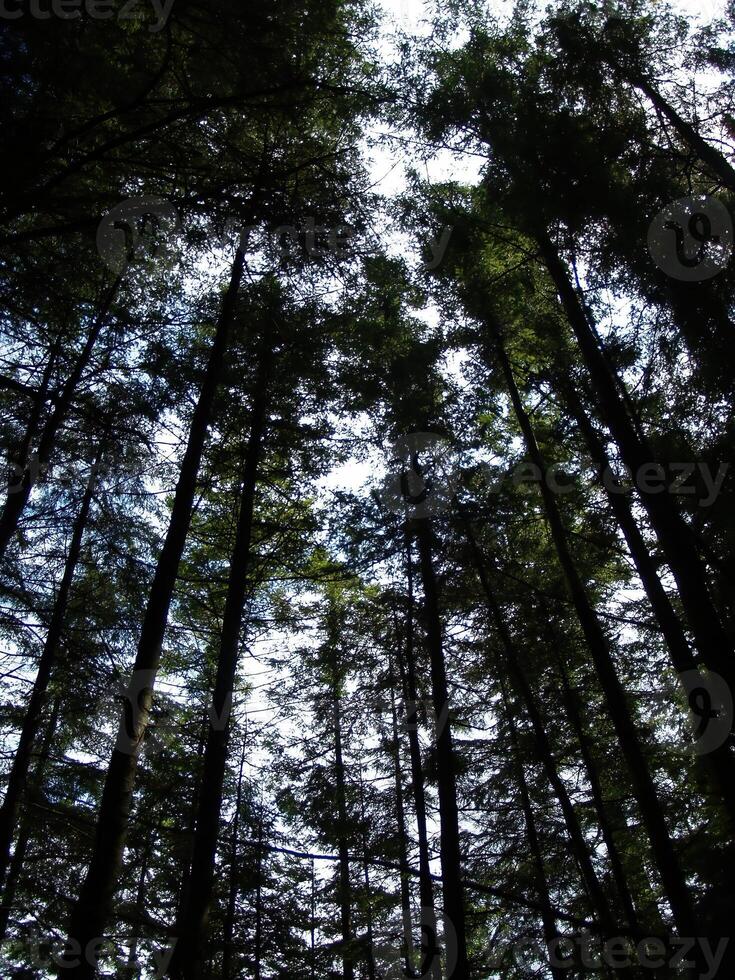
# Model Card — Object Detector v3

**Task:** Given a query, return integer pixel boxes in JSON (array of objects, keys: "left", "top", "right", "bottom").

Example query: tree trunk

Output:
[
  {"left": 333, "top": 672, "right": 354, "bottom": 980},
  {"left": 254, "top": 807, "right": 264, "bottom": 980},
  {"left": 0, "top": 446, "right": 100, "bottom": 891},
  {"left": 412, "top": 516, "right": 469, "bottom": 979},
  {"left": 395, "top": 532, "right": 442, "bottom": 980},
  {"left": 0, "top": 697, "right": 60, "bottom": 944},
  {"left": 168, "top": 329, "right": 270, "bottom": 978},
  {"left": 488, "top": 319, "right": 701, "bottom": 940},
  {"left": 538, "top": 234, "right": 735, "bottom": 694},
  {"left": 558, "top": 373, "right": 735, "bottom": 827},
  {"left": 60, "top": 249, "right": 246, "bottom": 979},
  {"left": 631, "top": 72, "right": 735, "bottom": 192},
  {"left": 358, "top": 769, "right": 377, "bottom": 980},
  {"left": 310, "top": 858, "right": 316, "bottom": 980},
  {"left": 222, "top": 744, "right": 246, "bottom": 980},
  {"left": 5, "top": 329, "right": 63, "bottom": 498},
  {"left": 125, "top": 841, "right": 151, "bottom": 978},
  {"left": 554, "top": 649, "right": 641, "bottom": 936},
  {"left": 497, "top": 674, "right": 567, "bottom": 980},
  {"left": 0, "top": 276, "right": 121, "bottom": 558},
  {"left": 388, "top": 669, "right": 415, "bottom": 976},
  {"left": 173, "top": 715, "right": 208, "bottom": 928},
  {"left": 459, "top": 512, "right": 618, "bottom": 937}
]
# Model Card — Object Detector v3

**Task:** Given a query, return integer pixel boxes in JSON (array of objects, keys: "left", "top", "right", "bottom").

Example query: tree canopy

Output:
[{"left": 1, "top": 0, "right": 735, "bottom": 978}]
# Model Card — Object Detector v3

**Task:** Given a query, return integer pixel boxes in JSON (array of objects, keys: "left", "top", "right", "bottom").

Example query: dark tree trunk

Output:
[
  {"left": 558, "top": 374, "right": 735, "bottom": 827},
  {"left": 538, "top": 234, "right": 735, "bottom": 694},
  {"left": 459, "top": 513, "right": 618, "bottom": 937},
  {"left": 0, "top": 276, "right": 121, "bottom": 559},
  {"left": 554, "top": 650, "right": 641, "bottom": 935},
  {"left": 497, "top": 674, "right": 567, "bottom": 980},
  {"left": 333, "top": 675, "right": 354, "bottom": 980},
  {"left": 253, "top": 808, "right": 264, "bottom": 980},
  {"left": 168, "top": 331, "right": 270, "bottom": 979},
  {"left": 0, "top": 697, "right": 60, "bottom": 944},
  {"left": 395, "top": 534, "right": 442, "bottom": 980},
  {"left": 631, "top": 73, "right": 735, "bottom": 191},
  {"left": 61, "top": 250, "right": 246, "bottom": 979},
  {"left": 358, "top": 769, "right": 377, "bottom": 980},
  {"left": 222, "top": 744, "right": 246, "bottom": 980},
  {"left": 125, "top": 840, "right": 151, "bottom": 979},
  {"left": 0, "top": 446, "right": 100, "bottom": 891},
  {"left": 310, "top": 858, "right": 316, "bottom": 980},
  {"left": 173, "top": 716, "right": 208, "bottom": 928},
  {"left": 388, "top": 671, "right": 415, "bottom": 976},
  {"left": 489, "top": 319, "right": 701, "bottom": 940},
  {"left": 5, "top": 330, "right": 63, "bottom": 498},
  {"left": 412, "top": 517, "right": 469, "bottom": 979}
]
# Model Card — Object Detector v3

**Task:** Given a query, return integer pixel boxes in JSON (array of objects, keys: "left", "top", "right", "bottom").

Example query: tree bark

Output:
[
  {"left": 358, "top": 769, "right": 377, "bottom": 980},
  {"left": 168, "top": 327, "right": 270, "bottom": 978},
  {"left": 0, "top": 276, "right": 121, "bottom": 559},
  {"left": 631, "top": 73, "right": 735, "bottom": 192},
  {"left": 554, "top": 649, "right": 641, "bottom": 936},
  {"left": 60, "top": 249, "right": 246, "bottom": 979},
  {"left": 0, "top": 698, "right": 60, "bottom": 944},
  {"left": 221, "top": 744, "right": 246, "bottom": 980},
  {"left": 412, "top": 516, "right": 469, "bottom": 979},
  {"left": 459, "top": 512, "right": 618, "bottom": 937},
  {"left": 0, "top": 446, "right": 100, "bottom": 891},
  {"left": 395, "top": 533, "right": 442, "bottom": 980},
  {"left": 125, "top": 840, "right": 151, "bottom": 979},
  {"left": 388, "top": 669, "right": 415, "bottom": 976},
  {"left": 558, "top": 373, "right": 735, "bottom": 827},
  {"left": 497, "top": 674, "right": 567, "bottom": 980},
  {"left": 333, "top": 669, "right": 354, "bottom": 980},
  {"left": 310, "top": 858, "right": 316, "bottom": 980},
  {"left": 488, "top": 319, "right": 701, "bottom": 940},
  {"left": 538, "top": 234, "right": 735, "bottom": 695},
  {"left": 253, "top": 807, "right": 264, "bottom": 980}
]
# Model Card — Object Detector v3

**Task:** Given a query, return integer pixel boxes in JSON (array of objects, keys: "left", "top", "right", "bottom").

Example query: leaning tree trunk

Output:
[
  {"left": 459, "top": 513, "right": 618, "bottom": 938},
  {"left": 5, "top": 329, "right": 63, "bottom": 499},
  {"left": 168, "top": 332, "right": 271, "bottom": 979},
  {"left": 0, "top": 697, "right": 60, "bottom": 944},
  {"left": 412, "top": 515, "right": 469, "bottom": 979},
  {"left": 0, "top": 444, "right": 100, "bottom": 892},
  {"left": 488, "top": 319, "right": 701, "bottom": 941},
  {"left": 60, "top": 249, "right": 246, "bottom": 979},
  {"left": 552, "top": 647, "right": 641, "bottom": 936},
  {"left": 558, "top": 372, "right": 735, "bottom": 828},
  {"left": 538, "top": 234, "right": 735, "bottom": 694},
  {"left": 0, "top": 275, "right": 122, "bottom": 559},
  {"left": 629, "top": 71, "right": 735, "bottom": 192}
]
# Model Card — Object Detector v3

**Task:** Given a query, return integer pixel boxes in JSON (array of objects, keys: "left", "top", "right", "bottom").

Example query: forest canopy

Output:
[{"left": 1, "top": 0, "right": 735, "bottom": 978}]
